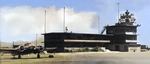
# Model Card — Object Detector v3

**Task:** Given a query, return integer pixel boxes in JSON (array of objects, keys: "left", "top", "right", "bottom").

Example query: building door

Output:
[{"left": 115, "top": 45, "right": 120, "bottom": 51}]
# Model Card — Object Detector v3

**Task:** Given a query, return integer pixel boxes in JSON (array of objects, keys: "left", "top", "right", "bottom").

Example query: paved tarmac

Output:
[{"left": 52, "top": 52, "right": 150, "bottom": 64}]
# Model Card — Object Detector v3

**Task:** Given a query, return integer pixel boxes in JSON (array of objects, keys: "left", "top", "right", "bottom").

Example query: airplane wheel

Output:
[
  {"left": 37, "top": 54, "right": 40, "bottom": 58},
  {"left": 49, "top": 55, "right": 54, "bottom": 58},
  {"left": 18, "top": 55, "right": 21, "bottom": 59}
]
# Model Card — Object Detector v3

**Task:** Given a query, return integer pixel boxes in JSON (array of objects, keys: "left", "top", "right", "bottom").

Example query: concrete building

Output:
[
  {"left": 42, "top": 10, "right": 143, "bottom": 52},
  {"left": 42, "top": 33, "right": 112, "bottom": 52},
  {"left": 105, "top": 10, "right": 141, "bottom": 52}
]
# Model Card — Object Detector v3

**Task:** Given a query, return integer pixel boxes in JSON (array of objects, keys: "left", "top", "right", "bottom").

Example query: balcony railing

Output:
[
  {"left": 125, "top": 32, "right": 136, "bottom": 35},
  {"left": 126, "top": 40, "right": 137, "bottom": 42}
]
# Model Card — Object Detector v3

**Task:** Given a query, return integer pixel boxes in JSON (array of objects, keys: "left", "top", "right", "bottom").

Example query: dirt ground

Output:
[
  {"left": 1, "top": 52, "right": 150, "bottom": 64},
  {"left": 54, "top": 52, "right": 150, "bottom": 64}
]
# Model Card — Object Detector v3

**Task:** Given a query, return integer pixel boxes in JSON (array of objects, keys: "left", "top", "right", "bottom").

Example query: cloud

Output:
[{"left": 1, "top": 6, "right": 98, "bottom": 41}]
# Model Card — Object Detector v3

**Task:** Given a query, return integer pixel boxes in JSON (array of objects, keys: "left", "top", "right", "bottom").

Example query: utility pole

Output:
[
  {"left": 36, "top": 34, "right": 38, "bottom": 46},
  {"left": 13, "top": 41, "right": 14, "bottom": 48}
]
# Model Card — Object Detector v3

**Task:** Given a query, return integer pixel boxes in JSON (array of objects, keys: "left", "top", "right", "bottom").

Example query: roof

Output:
[
  {"left": 41, "top": 32, "right": 113, "bottom": 36},
  {"left": 105, "top": 24, "right": 138, "bottom": 28}
]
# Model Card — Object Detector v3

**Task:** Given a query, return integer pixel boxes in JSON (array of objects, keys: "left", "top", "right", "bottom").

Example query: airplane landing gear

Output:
[
  {"left": 49, "top": 55, "right": 54, "bottom": 58},
  {"left": 12, "top": 55, "right": 15, "bottom": 59},
  {"left": 18, "top": 55, "right": 21, "bottom": 59},
  {"left": 37, "top": 53, "right": 40, "bottom": 58}
]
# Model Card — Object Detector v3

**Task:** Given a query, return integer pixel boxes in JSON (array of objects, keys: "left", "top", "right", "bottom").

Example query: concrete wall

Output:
[
  {"left": 107, "top": 45, "right": 115, "bottom": 51},
  {"left": 128, "top": 46, "right": 141, "bottom": 52},
  {"left": 107, "top": 44, "right": 128, "bottom": 52},
  {"left": 107, "top": 44, "right": 141, "bottom": 52}
]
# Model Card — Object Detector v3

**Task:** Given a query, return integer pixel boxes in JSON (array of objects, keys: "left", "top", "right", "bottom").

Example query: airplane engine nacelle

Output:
[
  {"left": 34, "top": 46, "right": 44, "bottom": 53},
  {"left": 38, "top": 46, "right": 44, "bottom": 51},
  {"left": 18, "top": 46, "right": 25, "bottom": 52}
]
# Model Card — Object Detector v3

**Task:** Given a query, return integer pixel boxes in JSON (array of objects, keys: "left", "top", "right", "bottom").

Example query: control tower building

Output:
[
  {"left": 105, "top": 10, "right": 141, "bottom": 52},
  {"left": 42, "top": 10, "right": 143, "bottom": 52}
]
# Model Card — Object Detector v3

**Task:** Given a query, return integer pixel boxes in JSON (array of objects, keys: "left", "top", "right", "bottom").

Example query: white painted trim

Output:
[
  {"left": 125, "top": 32, "right": 136, "bottom": 35},
  {"left": 126, "top": 40, "right": 137, "bottom": 42},
  {"left": 64, "top": 39, "right": 110, "bottom": 43}
]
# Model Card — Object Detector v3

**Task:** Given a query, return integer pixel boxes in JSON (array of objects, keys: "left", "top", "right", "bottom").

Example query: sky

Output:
[{"left": 0, "top": 0, "right": 150, "bottom": 46}]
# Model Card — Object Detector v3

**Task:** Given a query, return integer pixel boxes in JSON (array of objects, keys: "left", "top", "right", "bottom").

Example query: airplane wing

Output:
[
  {"left": 39, "top": 47, "right": 57, "bottom": 54},
  {"left": 0, "top": 49, "right": 18, "bottom": 56},
  {"left": 0, "top": 49, "right": 17, "bottom": 52},
  {"left": 0, "top": 45, "right": 25, "bottom": 54},
  {"left": 43, "top": 47, "right": 57, "bottom": 51}
]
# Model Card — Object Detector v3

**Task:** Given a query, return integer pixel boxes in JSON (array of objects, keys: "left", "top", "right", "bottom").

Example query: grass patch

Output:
[{"left": 1, "top": 53, "right": 61, "bottom": 64}]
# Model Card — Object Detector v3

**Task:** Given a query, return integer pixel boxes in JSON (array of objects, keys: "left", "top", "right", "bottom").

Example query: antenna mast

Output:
[
  {"left": 45, "top": 10, "right": 46, "bottom": 33},
  {"left": 63, "top": 7, "right": 65, "bottom": 32},
  {"left": 117, "top": 3, "right": 120, "bottom": 22},
  {"left": 0, "top": 7, "right": 1, "bottom": 49},
  {"left": 36, "top": 34, "right": 38, "bottom": 46},
  {"left": 98, "top": 17, "right": 100, "bottom": 34},
  {"left": 13, "top": 41, "right": 14, "bottom": 48}
]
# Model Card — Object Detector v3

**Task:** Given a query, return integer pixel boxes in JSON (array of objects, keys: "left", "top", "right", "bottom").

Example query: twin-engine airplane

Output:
[{"left": 0, "top": 43, "right": 56, "bottom": 59}]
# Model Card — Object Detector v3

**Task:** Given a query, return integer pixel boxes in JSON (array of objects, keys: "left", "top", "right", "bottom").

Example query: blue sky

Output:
[{"left": 0, "top": 0, "right": 150, "bottom": 46}]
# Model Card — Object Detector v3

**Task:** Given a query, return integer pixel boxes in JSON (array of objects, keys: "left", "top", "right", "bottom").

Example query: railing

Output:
[
  {"left": 125, "top": 32, "right": 136, "bottom": 35},
  {"left": 126, "top": 40, "right": 137, "bottom": 42}
]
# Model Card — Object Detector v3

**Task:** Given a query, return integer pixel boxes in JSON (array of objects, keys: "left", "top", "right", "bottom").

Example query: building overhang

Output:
[{"left": 64, "top": 39, "right": 110, "bottom": 43}]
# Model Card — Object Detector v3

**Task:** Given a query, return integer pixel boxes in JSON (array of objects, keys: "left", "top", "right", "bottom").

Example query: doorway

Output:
[{"left": 115, "top": 45, "right": 120, "bottom": 51}]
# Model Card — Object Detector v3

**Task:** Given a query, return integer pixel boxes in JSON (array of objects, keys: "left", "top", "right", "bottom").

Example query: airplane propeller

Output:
[
  {"left": 33, "top": 46, "right": 45, "bottom": 58},
  {"left": 38, "top": 46, "right": 44, "bottom": 51},
  {"left": 18, "top": 46, "right": 25, "bottom": 52}
]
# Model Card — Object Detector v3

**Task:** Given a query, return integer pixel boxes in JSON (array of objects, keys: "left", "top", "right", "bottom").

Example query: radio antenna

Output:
[
  {"left": 63, "top": 7, "right": 65, "bottom": 32},
  {"left": 117, "top": 3, "right": 120, "bottom": 22},
  {"left": 98, "top": 17, "right": 100, "bottom": 34},
  {"left": 45, "top": 10, "right": 46, "bottom": 33}
]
